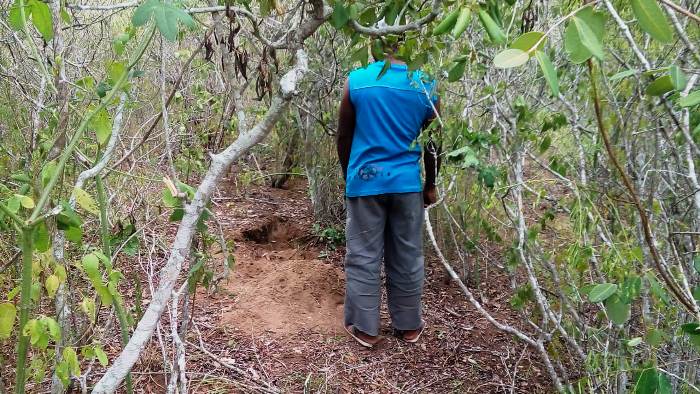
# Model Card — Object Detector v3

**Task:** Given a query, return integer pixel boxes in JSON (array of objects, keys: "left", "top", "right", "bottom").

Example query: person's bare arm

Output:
[
  {"left": 423, "top": 98, "right": 441, "bottom": 206},
  {"left": 336, "top": 80, "right": 356, "bottom": 180}
]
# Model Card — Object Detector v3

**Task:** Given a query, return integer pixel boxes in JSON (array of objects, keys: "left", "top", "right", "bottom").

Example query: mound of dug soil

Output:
[{"left": 221, "top": 252, "right": 345, "bottom": 335}]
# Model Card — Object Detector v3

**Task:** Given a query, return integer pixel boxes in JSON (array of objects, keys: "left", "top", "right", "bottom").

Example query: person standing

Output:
[{"left": 336, "top": 49, "right": 441, "bottom": 348}]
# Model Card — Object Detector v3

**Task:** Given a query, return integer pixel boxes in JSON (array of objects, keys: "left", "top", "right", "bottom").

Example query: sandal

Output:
[
  {"left": 394, "top": 321, "right": 426, "bottom": 343},
  {"left": 345, "top": 325, "right": 381, "bottom": 349}
]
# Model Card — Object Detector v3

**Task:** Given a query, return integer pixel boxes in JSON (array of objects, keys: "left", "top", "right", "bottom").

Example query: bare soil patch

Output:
[{"left": 189, "top": 178, "right": 551, "bottom": 393}]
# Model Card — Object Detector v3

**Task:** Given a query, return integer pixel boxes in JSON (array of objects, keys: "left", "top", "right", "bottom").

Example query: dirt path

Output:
[{"left": 189, "top": 180, "right": 549, "bottom": 393}]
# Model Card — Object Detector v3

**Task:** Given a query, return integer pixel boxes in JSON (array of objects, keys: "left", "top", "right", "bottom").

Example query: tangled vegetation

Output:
[{"left": 0, "top": 0, "right": 699, "bottom": 392}]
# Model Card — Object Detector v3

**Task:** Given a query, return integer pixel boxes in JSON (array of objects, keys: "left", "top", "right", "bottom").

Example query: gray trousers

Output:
[{"left": 343, "top": 192, "right": 425, "bottom": 336}]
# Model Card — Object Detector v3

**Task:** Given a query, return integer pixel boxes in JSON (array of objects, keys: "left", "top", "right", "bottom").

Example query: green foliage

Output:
[
  {"left": 0, "top": 303, "right": 17, "bottom": 339},
  {"left": 477, "top": 8, "right": 506, "bottom": 45},
  {"left": 9, "top": 0, "right": 54, "bottom": 41},
  {"left": 433, "top": 9, "right": 459, "bottom": 36},
  {"left": 564, "top": 7, "right": 606, "bottom": 64},
  {"left": 331, "top": 2, "right": 350, "bottom": 29},
  {"left": 535, "top": 51, "right": 559, "bottom": 96},
  {"left": 493, "top": 49, "right": 529, "bottom": 69},
  {"left": 630, "top": 0, "right": 673, "bottom": 43},
  {"left": 588, "top": 283, "right": 617, "bottom": 303},
  {"left": 132, "top": 0, "right": 195, "bottom": 41},
  {"left": 633, "top": 368, "right": 672, "bottom": 394}
]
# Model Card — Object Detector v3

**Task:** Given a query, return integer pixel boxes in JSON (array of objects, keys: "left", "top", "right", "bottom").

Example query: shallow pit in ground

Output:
[{"left": 241, "top": 216, "right": 307, "bottom": 248}]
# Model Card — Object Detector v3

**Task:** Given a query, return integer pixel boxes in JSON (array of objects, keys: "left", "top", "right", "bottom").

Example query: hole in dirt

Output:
[{"left": 242, "top": 217, "right": 305, "bottom": 245}]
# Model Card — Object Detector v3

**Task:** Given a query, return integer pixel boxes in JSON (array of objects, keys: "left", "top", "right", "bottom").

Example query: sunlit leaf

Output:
[
  {"left": 29, "top": 0, "right": 53, "bottom": 41},
  {"left": 0, "top": 303, "right": 16, "bottom": 339},
  {"left": 510, "top": 31, "right": 545, "bottom": 54},
  {"left": 493, "top": 48, "right": 529, "bottom": 68},
  {"left": 94, "top": 346, "right": 109, "bottom": 367},
  {"left": 73, "top": 187, "right": 99, "bottom": 216},
  {"left": 90, "top": 107, "right": 112, "bottom": 146},
  {"left": 45, "top": 275, "right": 60, "bottom": 298}
]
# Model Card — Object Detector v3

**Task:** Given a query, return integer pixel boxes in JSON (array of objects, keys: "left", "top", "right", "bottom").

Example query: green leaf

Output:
[
  {"left": 564, "top": 7, "right": 606, "bottom": 64},
  {"left": 132, "top": 0, "right": 158, "bottom": 26},
  {"left": 45, "top": 275, "right": 60, "bottom": 298},
  {"left": 80, "top": 298, "right": 96, "bottom": 323},
  {"left": 55, "top": 265, "right": 67, "bottom": 282},
  {"left": 681, "top": 323, "right": 700, "bottom": 349},
  {"left": 107, "top": 61, "right": 127, "bottom": 84},
  {"left": 82, "top": 253, "right": 101, "bottom": 281},
  {"left": 680, "top": 90, "right": 700, "bottom": 108},
  {"left": 447, "top": 146, "right": 479, "bottom": 168},
  {"left": 113, "top": 33, "right": 131, "bottom": 56},
  {"left": 65, "top": 226, "right": 82, "bottom": 243},
  {"left": 29, "top": 0, "right": 53, "bottom": 41},
  {"left": 478, "top": 9, "right": 506, "bottom": 45},
  {"left": 370, "top": 39, "right": 385, "bottom": 61},
  {"left": 631, "top": 0, "right": 673, "bottom": 43},
  {"left": 694, "top": 255, "right": 700, "bottom": 273},
  {"left": 90, "top": 107, "right": 112, "bottom": 146},
  {"left": 620, "top": 276, "right": 642, "bottom": 303},
  {"left": 41, "top": 160, "right": 57, "bottom": 188},
  {"left": 572, "top": 16, "right": 604, "bottom": 60},
  {"left": 448, "top": 60, "right": 466, "bottom": 82},
  {"left": 17, "top": 194, "right": 35, "bottom": 209},
  {"left": 154, "top": 5, "right": 178, "bottom": 42},
  {"left": 349, "top": 45, "right": 369, "bottom": 67},
  {"left": 6, "top": 195, "right": 20, "bottom": 213},
  {"left": 493, "top": 48, "right": 529, "bottom": 69},
  {"left": 605, "top": 294, "right": 631, "bottom": 325},
  {"left": 34, "top": 222, "right": 50, "bottom": 253},
  {"left": 451, "top": 8, "right": 471, "bottom": 38},
  {"left": 646, "top": 75, "right": 674, "bottom": 96},
  {"left": 610, "top": 69, "right": 638, "bottom": 81},
  {"left": 73, "top": 187, "right": 99, "bottom": 216},
  {"left": 626, "top": 337, "right": 643, "bottom": 347},
  {"left": 669, "top": 65, "right": 687, "bottom": 90},
  {"left": 433, "top": 9, "right": 459, "bottom": 36},
  {"left": 9, "top": 0, "right": 27, "bottom": 31},
  {"left": 634, "top": 368, "right": 672, "bottom": 394},
  {"left": 645, "top": 328, "right": 666, "bottom": 347},
  {"left": 588, "top": 283, "right": 618, "bottom": 303},
  {"left": 60, "top": 7, "right": 71, "bottom": 23},
  {"left": 535, "top": 51, "right": 559, "bottom": 96},
  {"left": 510, "top": 31, "right": 545, "bottom": 54},
  {"left": 376, "top": 60, "right": 391, "bottom": 80},
  {"left": 63, "top": 347, "right": 80, "bottom": 376},
  {"left": 94, "top": 346, "right": 109, "bottom": 367},
  {"left": 477, "top": 166, "right": 497, "bottom": 188},
  {"left": 43, "top": 316, "right": 60, "bottom": 340},
  {"left": 0, "top": 303, "right": 17, "bottom": 339},
  {"left": 331, "top": 2, "right": 349, "bottom": 29}
]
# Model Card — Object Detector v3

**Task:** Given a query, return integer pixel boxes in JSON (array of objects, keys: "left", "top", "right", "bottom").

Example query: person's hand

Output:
[{"left": 423, "top": 186, "right": 437, "bottom": 208}]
